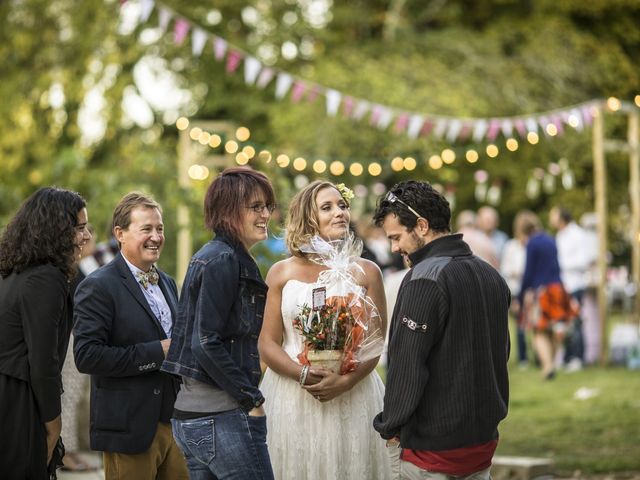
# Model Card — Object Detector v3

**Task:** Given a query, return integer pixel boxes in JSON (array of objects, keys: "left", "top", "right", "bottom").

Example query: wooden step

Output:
[{"left": 492, "top": 455, "right": 555, "bottom": 480}]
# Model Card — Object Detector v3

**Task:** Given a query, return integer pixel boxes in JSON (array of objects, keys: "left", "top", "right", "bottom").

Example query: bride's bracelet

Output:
[{"left": 299, "top": 365, "right": 310, "bottom": 386}]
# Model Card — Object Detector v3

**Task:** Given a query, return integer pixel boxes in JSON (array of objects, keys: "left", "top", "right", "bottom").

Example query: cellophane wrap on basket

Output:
[{"left": 293, "top": 234, "right": 385, "bottom": 374}]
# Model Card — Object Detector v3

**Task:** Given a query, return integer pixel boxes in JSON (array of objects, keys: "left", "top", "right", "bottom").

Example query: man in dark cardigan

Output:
[{"left": 373, "top": 181, "right": 511, "bottom": 480}]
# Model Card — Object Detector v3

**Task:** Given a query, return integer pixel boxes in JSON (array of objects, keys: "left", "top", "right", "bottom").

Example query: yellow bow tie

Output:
[{"left": 137, "top": 267, "right": 159, "bottom": 289}]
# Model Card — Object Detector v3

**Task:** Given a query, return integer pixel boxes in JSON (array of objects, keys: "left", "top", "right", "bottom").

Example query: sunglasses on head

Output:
[{"left": 384, "top": 191, "right": 421, "bottom": 219}]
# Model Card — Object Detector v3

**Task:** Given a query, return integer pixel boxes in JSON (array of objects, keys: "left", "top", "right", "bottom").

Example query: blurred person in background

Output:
[
  {"left": 500, "top": 214, "right": 528, "bottom": 367},
  {"left": 517, "top": 210, "right": 577, "bottom": 380},
  {"left": 0, "top": 187, "right": 91, "bottom": 479},
  {"left": 477, "top": 206, "right": 509, "bottom": 261},
  {"left": 455, "top": 209, "right": 499, "bottom": 269},
  {"left": 61, "top": 224, "right": 100, "bottom": 472}
]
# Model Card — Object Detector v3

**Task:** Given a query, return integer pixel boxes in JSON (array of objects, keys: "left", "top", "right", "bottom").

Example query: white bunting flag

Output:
[
  {"left": 472, "top": 119, "right": 488, "bottom": 143},
  {"left": 525, "top": 117, "right": 538, "bottom": 134},
  {"left": 244, "top": 57, "right": 262, "bottom": 85},
  {"left": 275, "top": 73, "right": 293, "bottom": 99},
  {"left": 256, "top": 68, "right": 275, "bottom": 89},
  {"left": 433, "top": 119, "right": 448, "bottom": 139},
  {"left": 326, "top": 89, "right": 342, "bottom": 117},
  {"left": 446, "top": 119, "right": 463, "bottom": 143},
  {"left": 407, "top": 114, "right": 425, "bottom": 139},
  {"left": 158, "top": 6, "right": 172, "bottom": 32},
  {"left": 191, "top": 28, "right": 208, "bottom": 56},
  {"left": 352, "top": 100, "right": 370, "bottom": 120},
  {"left": 501, "top": 119, "right": 513, "bottom": 138},
  {"left": 213, "top": 37, "right": 227, "bottom": 61},
  {"left": 377, "top": 107, "right": 394, "bottom": 129},
  {"left": 140, "top": 0, "right": 155, "bottom": 23}
]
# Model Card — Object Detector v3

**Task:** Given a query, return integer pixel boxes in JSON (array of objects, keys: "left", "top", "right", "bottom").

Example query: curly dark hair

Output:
[
  {"left": 373, "top": 180, "right": 451, "bottom": 233},
  {"left": 0, "top": 187, "right": 87, "bottom": 279}
]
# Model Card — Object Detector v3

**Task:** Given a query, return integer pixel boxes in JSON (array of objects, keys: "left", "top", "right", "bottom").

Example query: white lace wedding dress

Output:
[{"left": 260, "top": 279, "right": 391, "bottom": 480}]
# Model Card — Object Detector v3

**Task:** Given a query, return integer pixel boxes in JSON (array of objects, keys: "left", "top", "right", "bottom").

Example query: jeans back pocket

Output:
[{"left": 178, "top": 418, "right": 216, "bottom": 465}]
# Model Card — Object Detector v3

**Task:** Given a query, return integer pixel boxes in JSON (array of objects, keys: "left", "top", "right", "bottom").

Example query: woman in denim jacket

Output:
[{"left": 162, "top": 167, "right": 276, "bottom": 479}]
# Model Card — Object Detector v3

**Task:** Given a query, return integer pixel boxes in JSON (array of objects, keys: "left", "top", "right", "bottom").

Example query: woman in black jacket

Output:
[{"left": 0, "top": 187, "right": 91, "bottom": 479}]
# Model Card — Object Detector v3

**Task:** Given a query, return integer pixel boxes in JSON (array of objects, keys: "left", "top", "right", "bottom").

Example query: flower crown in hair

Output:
[{"left": 335, "top": 183, "right": 354, "bottom": 204}]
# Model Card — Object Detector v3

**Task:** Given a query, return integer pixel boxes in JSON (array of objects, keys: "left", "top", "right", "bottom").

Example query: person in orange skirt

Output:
[{"left": 517, "top": 211, "right": 578, "bottom": 380}]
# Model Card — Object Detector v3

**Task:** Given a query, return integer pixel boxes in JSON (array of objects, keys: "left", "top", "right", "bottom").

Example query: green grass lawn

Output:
[
  {"left": 376, "top": 359, "right": 640, "bottom": 475},
  {"left": 497, "top": 365, "right": 640, "bottom": 474}
]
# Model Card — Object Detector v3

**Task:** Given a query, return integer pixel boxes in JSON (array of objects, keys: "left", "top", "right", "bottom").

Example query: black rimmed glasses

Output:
[
  {"left": 384, "top": 191, "right": 421, "bottom": 219},
  {"left": 244, "top": 203, "right": 277, "bottom": 215}
]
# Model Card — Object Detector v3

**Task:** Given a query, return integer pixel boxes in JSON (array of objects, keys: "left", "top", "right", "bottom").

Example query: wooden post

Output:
[
  {"left": 176, "top": 128, "right": 192, "bottom": 289},
  {"left": 629, "top": 109, "right": 640, "bottom": 328},
  {"left": 592, "top": 107, "right": 608, "bottom": 365}
]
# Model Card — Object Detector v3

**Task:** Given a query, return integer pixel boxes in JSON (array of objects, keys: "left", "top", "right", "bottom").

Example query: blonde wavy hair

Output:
[{"left": 285, "top": 180, "right": 348, "bottom": 257}]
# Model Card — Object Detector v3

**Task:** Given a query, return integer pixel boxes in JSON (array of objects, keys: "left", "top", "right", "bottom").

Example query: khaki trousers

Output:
[{"left": 103, "top": 422, "right": 188, "bottom": 480}]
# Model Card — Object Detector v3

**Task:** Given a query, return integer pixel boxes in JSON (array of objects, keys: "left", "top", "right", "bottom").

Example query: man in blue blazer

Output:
[{"left": 74, "top": 193, "right": 187, "bottom": 479}]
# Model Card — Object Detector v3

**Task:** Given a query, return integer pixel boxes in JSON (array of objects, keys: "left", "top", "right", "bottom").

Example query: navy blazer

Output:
[{"left": 73, "top": 253, "right": 180, "bottom": 454}]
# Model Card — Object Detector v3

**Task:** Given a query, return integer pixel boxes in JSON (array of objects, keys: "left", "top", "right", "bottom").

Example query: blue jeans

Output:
[{"left": 171, "top": 409, "right": 274, "bottom": 480}]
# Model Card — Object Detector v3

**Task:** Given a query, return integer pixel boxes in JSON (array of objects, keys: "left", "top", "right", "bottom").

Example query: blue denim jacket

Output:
[{"left": 162, "top": 234, "right": 267, "bottom": 411}]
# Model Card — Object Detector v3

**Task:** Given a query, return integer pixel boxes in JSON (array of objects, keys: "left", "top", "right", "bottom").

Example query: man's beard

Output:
[{"left": 403, "top": 231, "right": 427, "bottom": 268}]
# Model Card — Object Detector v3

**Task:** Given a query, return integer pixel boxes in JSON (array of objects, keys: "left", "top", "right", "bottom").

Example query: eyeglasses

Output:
[
  {"left": 245, "top": 203, "right": 277, "bottom": 215},
  {"left": 384, "top": 191, "right": 421, "bottom": 219}
]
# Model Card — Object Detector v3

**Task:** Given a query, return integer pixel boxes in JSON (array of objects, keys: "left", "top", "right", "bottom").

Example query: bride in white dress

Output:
[{"left": 259, "top": 181, "right": 391, "bottom": 479}]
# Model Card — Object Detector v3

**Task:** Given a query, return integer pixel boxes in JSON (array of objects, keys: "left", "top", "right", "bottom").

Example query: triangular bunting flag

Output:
[
  {"left": 174, "top": 18, "right": 190, "bottom": 45},
  {"left": 191, "top": 28, "right": 208, "bottom": 56},
  {"left": 291, "top": 81, "right": 307, "bottom": 103},
  {"left": 432, "top": 118, "right": 448, "bottom": 139},
  {"left": 377, "top": 107, "right": 393, "bottom": 130},
  {"left": 213, "top": 37, "right": 227, "bottom": 61},
  {"left": 325, "top": 89, "right": 342, "bottom": 116},
  {"left": 342, "top": 96, "right": 355, "bottom": 117},
  {"left": 407, "top": 114, "right": 424, "bottom": 139},
  {"left": 140, "top": 0, "right": 155, "bottom": 23},
  {"left": 472, "top": 120, "right": 489, "bottom": 143},
  {"left": 244, "top": 57, "right": 262, "bottom": 85},
  {"left": 158, "top": 6, "right": 172, "bottom": 32},
  {"left": 275, "top": 73, "right": 294, "bottom": 99},
  {"left": 486, "top": 119, "right": 501, "bottom": 142},
  {"left": 256, "top": 68, "right": 275, "bottom": 89},
  {"left": 525, "top": 117, "right": 538, "bottom": 134},
  {"left": 352, "top": 100, "right": 370, "bottom": 120},
  {"left": 226, "top": 50, "right": 242, "bottom": 73},
  {"left": 394, "top": 113, "right": 409, "bottom": 134},
  {"left": 446, "top": 119, "right": 463, "bottom": 143},
  {"left": 501, "top": 119, "right": 513, "bottom": 138}
]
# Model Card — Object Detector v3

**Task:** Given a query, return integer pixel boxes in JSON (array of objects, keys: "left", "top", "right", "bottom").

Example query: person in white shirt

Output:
[{"left": 549, "top": 206, "right": 596, "bottom": 371}]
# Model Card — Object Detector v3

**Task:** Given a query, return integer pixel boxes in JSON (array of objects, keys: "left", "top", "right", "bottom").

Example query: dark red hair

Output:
[{"left": 204, "top": 167, "right": 275, "bottom": 242}]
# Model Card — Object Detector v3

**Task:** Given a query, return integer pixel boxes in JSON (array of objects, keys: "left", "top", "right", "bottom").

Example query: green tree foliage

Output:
[{"left": 1, "top": 0, "right": 639, "bottom": 275}]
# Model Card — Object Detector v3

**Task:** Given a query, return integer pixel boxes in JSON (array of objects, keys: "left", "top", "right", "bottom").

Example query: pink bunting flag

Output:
[
  {"left": 394, "top": 113, "right": 409, "bottom": 134},
  {"left": 514, "top": 119, "right": 527, "bottom": 138},
  {"left": 370, "top": 105, "right": 382, "bottom": 126},
  {"left": 551, "top": 115, "right": 564, "bottom": 136},
  {"left": 213, "top": 37, "right": 227, "bottom": 61},
  {"left": 581, "top": 105, "right": 594, "bottom": 127},
  {"left": 421, "top": 120, "right": 435, "bottom": 136},
  {"left": 226, "top": 50, "right": 242, "bottom": 73},
  {"left": 457, "top": 122, "right": 472, "bottom": 141},
  {"left": 342, "top": 96, "right": 354, "bottom": 117},
  {"left": 291, "top": 81, "right": 307, "bottom": 103},
  {"left": 174, "top": 18, "right": 190, "bottom": 45},
  {"left": 306, "top": 85, "right": 321, "bottom": 103},
  {"left": 486, "top": 119, "right": 501, "bottom": 141}
]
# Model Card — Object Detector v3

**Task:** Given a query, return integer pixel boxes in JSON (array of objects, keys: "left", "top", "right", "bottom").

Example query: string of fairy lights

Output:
[{"left": 178, "top": 95, "right": 640, "bottom": 181}]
